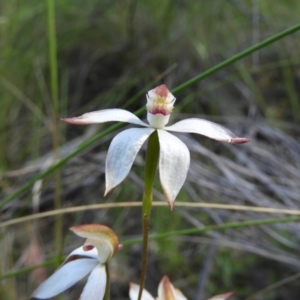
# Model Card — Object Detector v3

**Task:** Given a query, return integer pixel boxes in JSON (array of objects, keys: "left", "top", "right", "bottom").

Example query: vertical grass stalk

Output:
[{"left": 46, "top": 0, "right": 62, "bottom": 262}]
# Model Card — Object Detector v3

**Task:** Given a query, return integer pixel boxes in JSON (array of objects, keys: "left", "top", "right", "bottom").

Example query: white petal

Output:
[
  {"left": 129, "top": 283, "right": 155, "bottom": 300},
  {"left": 173, "top": 290, "right": 188, "bottom": 300},
  {"left": 165, "top": 118, "right": 250, "bottom": 144},
  {"left": 79, "top": 265, "right": 107, "bottom": 300},
  {"left": 157, "top": 130, "right": 190, "bottom": 209},
  {"left": 207, "top": 292, "right": 234, "bottom": 300},
  {"left": 157, "top": 276, "right": 187, "bottom": 300},
  {"left": 63, "top": 246, "right": 98, "bottom": 264},
  {"left": 62, "top": 109, "right": 149, "bottom": 127},
  {"left": 32, "top": 258, "right": 98, "bottom": 299},
  {"left": 105, "top": 128, "right": 154, "bottom": 195}
]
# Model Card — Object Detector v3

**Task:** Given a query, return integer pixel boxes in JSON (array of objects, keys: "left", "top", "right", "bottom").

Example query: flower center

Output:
[{"left": 146, "top": 85, "right": 176, "bottom": 128}]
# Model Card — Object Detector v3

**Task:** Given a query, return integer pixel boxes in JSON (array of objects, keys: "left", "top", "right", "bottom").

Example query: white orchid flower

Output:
[
  {"left": 129, "top": 276, "right": 187, "bottom": 300},
  {"left": 32, "top": 224, "right": 120, "bottom": 300},
  {"left": 62, "top": 85, "right": 249, "bottom": 209},
  {"left": 129, "top": 276, "right": 233, "bottom": 300}
]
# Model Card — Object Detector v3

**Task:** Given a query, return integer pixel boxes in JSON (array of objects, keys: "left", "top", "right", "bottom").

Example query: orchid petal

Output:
[
  {"left": 62, "top": 109, "right": 149, "bottom": 127},
  {"left": 165, "top": 118, "right": 250, "bottom": 144},
  {"left": 63, "top": 246, "right": 98, "bottom": 265},
  {"left": 32, "top": 258, "right": 98, "bottom": 299},
  {"left": 157, "top": 276, "right": 187, "bottom": 300},
  {"left": 157, "top": 130, "right": 190, "bottom": 209},
  {"left": 129, "top": 283, "right": 155, "bottom": 300},
  {"left": 207, "top": 292, "right": 234, "bottom": 300},
  {"left": 79, "top": 265, "right": 107, "bottom": 300},
  {"left": 105, "top": 128, "right": 154, "bottom": 195}
]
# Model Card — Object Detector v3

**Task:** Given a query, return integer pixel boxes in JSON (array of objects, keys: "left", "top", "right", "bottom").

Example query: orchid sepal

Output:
[
  {"left": 31, "top": 258, "right": 98, "bottom": 299},
  {"left": 157, "top": 130, "right": 190, "bottom": 210},
  {"left": 61, "top": 108, "right": 149, "bottom": 127},
  {"left": 104, "top": 127, "right": 154, "bottom": 196},
  {"left": 164, "top": 118, "right": 250, "bottom": 144}
]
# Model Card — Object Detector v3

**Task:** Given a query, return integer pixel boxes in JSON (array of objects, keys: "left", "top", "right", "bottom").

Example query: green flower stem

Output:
[
  {"left": 103, "top": 264, "right": 110, "bottom": 300},
  {"left": 143, "top": 131, "right": 160, "bottom": 211},
  {"left": 138, "top": 131, "right": 160, "bottom": 300}
]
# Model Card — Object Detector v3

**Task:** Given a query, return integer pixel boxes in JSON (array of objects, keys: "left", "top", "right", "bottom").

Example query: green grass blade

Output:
[{"left": 2, "top": 23, "right": 300, "bottom": 208}]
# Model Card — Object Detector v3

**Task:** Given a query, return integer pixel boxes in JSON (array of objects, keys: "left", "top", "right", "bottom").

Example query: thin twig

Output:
[{"left": 3, "top": 202, "right": 300, "bottom": 228}]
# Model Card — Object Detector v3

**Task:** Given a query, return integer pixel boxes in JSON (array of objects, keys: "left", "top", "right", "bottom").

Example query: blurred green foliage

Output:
[{"left": 1, "top": 0, "right": 300, "bottom": 299}]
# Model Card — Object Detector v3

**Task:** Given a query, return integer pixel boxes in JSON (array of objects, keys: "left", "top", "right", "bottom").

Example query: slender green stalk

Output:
[
  {"left": 122, "top": 216, "right": 300, "bottom": 246},
  {"left": 1, "top": 216, "right": 299, "bottom": 281},
  {"left": 47, "top": 0, "right": 59, "bottom": 107},
  {"left": 47, "top": 0, "right": 62, "bottom": 263},
  {"left": 2, "top": 22, "right": 300, "bottom": 208},
  {"left": 138, "top": 131, "right": 160, "bottom": 300},
  {"left": 3, "top": 201, "right": 300, "bottom": 229},
  {"left": 281, "top": 53, "right": 300, "bottom": 122},
  {"left": 244, "top": 272, "right": 300, "bottom": 300},
  {"left": 172, "top": 22, "right": 300, "bottom": 94},
  {"left": 0, "top": 260, "right": 57, "bottom": 281},
  {"left": 103, "top": 264, "right": 110, "bottom": 300}
]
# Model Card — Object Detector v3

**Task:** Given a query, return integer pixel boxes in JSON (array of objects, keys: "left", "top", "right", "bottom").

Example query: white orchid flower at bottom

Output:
[
  {"left": 129, "top": 276, "right": 187, "bottom": 300},
  {"left": 129, "top": 276, "right": 233, "bottom": 300},
  {"left": 62, "top": 84, "right": 250, "bottom": 209},
  {"left": 31, "top": 224, "right": 120, "bottom": 300}
]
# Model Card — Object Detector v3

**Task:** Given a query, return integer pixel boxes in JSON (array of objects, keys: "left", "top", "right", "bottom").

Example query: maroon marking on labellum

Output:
[
  {"left": 151, "top": 108, "right": 168, "bottom": 115},
  {"left": 83, "top": 245, "right": 95, "bottom": 251}
]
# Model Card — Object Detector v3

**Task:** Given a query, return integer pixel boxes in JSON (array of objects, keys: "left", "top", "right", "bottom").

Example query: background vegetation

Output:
[{"left": 1, "top": 0, "right": 300, "bottom": 299}]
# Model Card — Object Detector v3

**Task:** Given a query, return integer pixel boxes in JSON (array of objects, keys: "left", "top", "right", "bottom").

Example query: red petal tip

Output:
[{"left": 155, "top": 84, "right": 169, "bottom": 98}]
